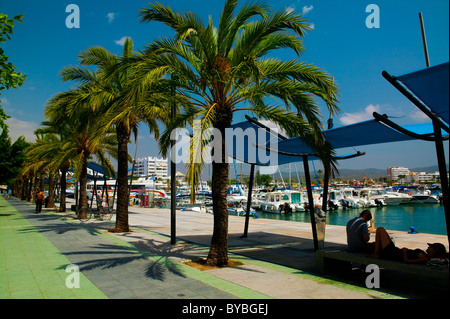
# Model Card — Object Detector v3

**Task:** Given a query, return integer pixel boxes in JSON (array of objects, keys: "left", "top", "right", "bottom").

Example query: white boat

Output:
[
  {"left": 260, "top": 191, "right": 284, "bottom": 213},
  {"left": 359, "top": 188, "right": 386, "bottom": 207},
  {"left": 383, "top": 187, "right": 412, "bottom": 205},
  {"left": 341, "top": 188, "right": 369, "bottom": 208},
  {"left": 327, "top": 189, "right": 348, "bottom": 209},
  {"left": 411, "top": 192, "right": 440, "bottom": 204},
  {"left": 289, "top": 190, "right": 306, "bottom": 212},
  {"left": 226, "top": 196, "right": 256, "bottom": 216},
  {"left": 260, "top": 190, "right": 305, "bottom": 213},
  {"left": 402, "top": 187, "right": 440, "bottom": 204}
]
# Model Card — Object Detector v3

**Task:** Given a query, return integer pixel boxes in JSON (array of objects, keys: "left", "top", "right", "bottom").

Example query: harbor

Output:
[
  {"left": 78, "top": 172, "right": 447, "bottom": 236},
  {"left": 257, "top": 203, "right": 447, "bottom": 236},
  {"left": 1, "top": 0, "right": 448, "bottom": 304}
]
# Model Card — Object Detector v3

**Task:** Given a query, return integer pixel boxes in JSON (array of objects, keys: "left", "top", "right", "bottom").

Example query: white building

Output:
[
  {"left": 393, "top": 169, "right": 441, "bottom": 183},
  {"left": 134, "top": 156, "right": 168, "bottom": 178},
  {"left": 387, "top": 166, "right": 410, "bottom": 181}
]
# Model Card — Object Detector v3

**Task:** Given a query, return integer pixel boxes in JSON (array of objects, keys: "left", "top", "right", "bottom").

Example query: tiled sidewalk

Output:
[
  {"left": 2, "top": 196, "right": 447, "bottom": 300},
  {"left": 0, "top": 197, "right": 264, "bottom": 299},
  {"left": 0, "top": 198, "right": 106, "bottom": 299}
]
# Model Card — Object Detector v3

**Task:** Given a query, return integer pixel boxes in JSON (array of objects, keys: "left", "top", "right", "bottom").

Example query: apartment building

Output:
[
  {"left": 388, "top": 166, "right": 442, "bottom": 183},
  {"left": 134, "top": 156, "right": 168, "bottom": 178},
  {"left": 387, "top": 166, "right": 410, "bottom": 181}
]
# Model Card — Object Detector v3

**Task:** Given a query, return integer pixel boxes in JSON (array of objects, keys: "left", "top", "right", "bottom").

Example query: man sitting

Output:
[{"left": 346, "top": 210, "right": 375, "bottom": 254}]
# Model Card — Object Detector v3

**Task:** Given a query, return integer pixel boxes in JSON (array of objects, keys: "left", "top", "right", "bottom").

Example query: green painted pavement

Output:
[{"left": 0, "top": 197, "right": 107, "bottom": 299}]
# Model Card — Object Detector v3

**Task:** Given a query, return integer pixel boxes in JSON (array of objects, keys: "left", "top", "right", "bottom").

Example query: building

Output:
[
  {"left": 387, "top": 166, "right": 410, "bottom": 181},
  {"left": 134, "top": 156, "right": 168, "bottom": 178},
  {"left": 388, "top": 166, "right": 442, "bottom": 184}
]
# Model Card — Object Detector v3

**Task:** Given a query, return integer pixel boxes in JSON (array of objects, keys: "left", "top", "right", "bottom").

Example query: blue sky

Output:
[{"left": 1, "top": 0, "right": 448, "bottom": 172}]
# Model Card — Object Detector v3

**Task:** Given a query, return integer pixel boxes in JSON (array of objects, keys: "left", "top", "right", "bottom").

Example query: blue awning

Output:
[
  {"left": 275, "top": 119, "right": 416, "bottom": 155},
  {"left": 395, "top": 62, "right": 449, "bottom": 125},
  {"left": 228, "top": 117, "right": 447, "bottom": 166},
  {"left": 87, "top": 162, "right": 107, "bottom": 176}
]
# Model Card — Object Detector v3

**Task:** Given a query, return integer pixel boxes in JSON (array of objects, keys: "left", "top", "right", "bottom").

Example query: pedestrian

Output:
[{"left": 35, "top": 188, "right": 45, "bottom": 214}]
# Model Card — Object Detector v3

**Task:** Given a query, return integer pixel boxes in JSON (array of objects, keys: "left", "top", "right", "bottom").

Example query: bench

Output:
[{"left": 316, "top": 249, "right": 449, "bottom": 281}]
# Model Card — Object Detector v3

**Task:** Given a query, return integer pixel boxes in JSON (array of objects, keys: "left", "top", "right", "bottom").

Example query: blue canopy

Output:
[
  {"left": 395, "top": 62, "right": 449, "bottom": 125},
  {"left": 383, "top": 63, "right": 449, "bottom": 243},
  {"left": 228, "top": 117, "right": 445, "bottom": 166},
  {"left": 87, "top": 162, "right": 107, "bottom": 176}
]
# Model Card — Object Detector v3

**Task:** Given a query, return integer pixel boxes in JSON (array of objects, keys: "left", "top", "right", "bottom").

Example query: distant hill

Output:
[
  {"left": 277, "top": 164, "right": 447, "bottom": 181},
  {"left": 410, "top": 165, "right": 444, "bottom": 173},
  {"left": 201, "top": 164, "right": 447, "bottom": 182},
  {"left": 333, "top": 168, "right": 385, "bottom": 180}
]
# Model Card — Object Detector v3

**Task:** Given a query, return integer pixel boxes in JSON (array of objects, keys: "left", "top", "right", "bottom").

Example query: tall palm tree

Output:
[
  {"left": 44, "top": 85, "right": 117, "bottom": 219},
  {"left": 24, "top": 132, "right": 61, "bottom": 208},
  {"left": 137, "top": 0, "right": 340, "bottom": 266},
  {"left": 29, "top": 127, "right": 73, "bottom": 212},
  {"left": 59, "top": 38, "right": 168, "bottom": 232}
]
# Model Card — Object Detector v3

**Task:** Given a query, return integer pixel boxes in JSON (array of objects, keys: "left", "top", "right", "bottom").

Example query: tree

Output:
[
  {"left": 44, "top": 86, "right": 117, "bottom": 219},
  {"left": 59, "top": 38, "right": 168, "bottom": 232},
  {"left": 24, "top": 132, "right": 71, "bottom": 209},
  {"left": 0, "top": 127, "right": 28, "bottom": 187},
  {"left": 256, "top": 171, "right": 272, "bottom": 187},
  {"left": 137, "top": 0, "right": 339, "bottom": 266},
  {"left": 0, "top": 13, "right": 26, "bottom": 130}
]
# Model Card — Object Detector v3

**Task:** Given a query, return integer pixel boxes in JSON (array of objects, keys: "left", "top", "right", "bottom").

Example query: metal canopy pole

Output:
[
  {"left": 170, "top": 74, "right": 177, "bottom": 245},
  {"left": 303, "top": 155, "right": 319, "bottom": 251},
  {"left": 321, "top": 163, "right": 330, "bottom": 212},
  {"left": 242, "top": 163, "right": 255, "bottom": 238},
  {"left": 419, "top": 12, "right": 450, "bottom": 256}
]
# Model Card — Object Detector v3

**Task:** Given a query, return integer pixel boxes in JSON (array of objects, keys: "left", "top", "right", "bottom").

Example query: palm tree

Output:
[
  {"left": 44, "top": 85, "right": 117, "bottom": 219},
  {"left": 59, "top": 38, "right": 168, "bottom": 232},
  {"left": 24, "top": 132, "right": 62, "bottom": 208},
  {"left": 29, "top": 128, "right": 73, "bottom": 212},
  {"left": 137, "top": 0, "right": 340, "bottom": 266}
]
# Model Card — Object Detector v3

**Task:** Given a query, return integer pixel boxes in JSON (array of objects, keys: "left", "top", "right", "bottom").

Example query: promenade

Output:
[{"left": 1, "top": 196, "right": 448, "bottom": 302}]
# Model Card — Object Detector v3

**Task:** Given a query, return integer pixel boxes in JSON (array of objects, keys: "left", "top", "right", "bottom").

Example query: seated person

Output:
[
  {"left": 346, "top": 210, "right": 375, "bottom": 253},
  {"left": 371, "top": 227, "right": 448, "bottom": 264}
]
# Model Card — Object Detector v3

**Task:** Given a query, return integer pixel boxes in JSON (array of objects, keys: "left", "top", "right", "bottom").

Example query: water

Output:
[{"left": 256, "top": 204, "right": 447, "bottom": 235}]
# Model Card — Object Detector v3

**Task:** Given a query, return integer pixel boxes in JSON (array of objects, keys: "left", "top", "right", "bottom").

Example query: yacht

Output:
[
  {"left": 327, "top": 189, "right": 348, "bottom": 209},
  {"left": 398, "top": 186, "right": 440, "bottom": 204},
  {"left": 359, "top": 188, "right": 386, "bottom": 207},
  {"left": 260, "top": 190, "right": 305, "bottom": 213},
  {"left": 341, "top": 188, "right": 369, "bottom": 208},
  {"left": 383, "top": 187, "right": 412, "bottom": 205}
]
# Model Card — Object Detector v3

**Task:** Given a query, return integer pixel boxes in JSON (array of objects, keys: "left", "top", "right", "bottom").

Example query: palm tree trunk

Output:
[
  {"left": 59, "top": 165, "right": 68, "bottom": 212},
  {"left": 206, "top": 115, "right": 232, "bottom": 266},
  {"left": 114, "top": 123, "right": 130, "bottom": 233},
  {"left": 32, "top": 176, "right": 38, "bottom": 203},
  {"left": 78, "top": 158, "right": 88, "bottom": 219},
  {"left": 40, "top": 173, "right": 44, "bottom": 191},
  {"left": 206, "top": 160, "right": 230, "bottom": 266},
  {"left": 47, "top": 173, "right": 55, "bottom": 208},
  {"left": 21, "top": 177, "right": 28, "bottom": 200},
  {"left": 26, "top": 176, "right": 32, "bottom": 202}
]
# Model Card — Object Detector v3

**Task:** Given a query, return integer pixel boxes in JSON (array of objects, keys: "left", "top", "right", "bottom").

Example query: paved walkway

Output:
[{"left": 1, "top": 196, "right": 448, "bottom": 301}]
